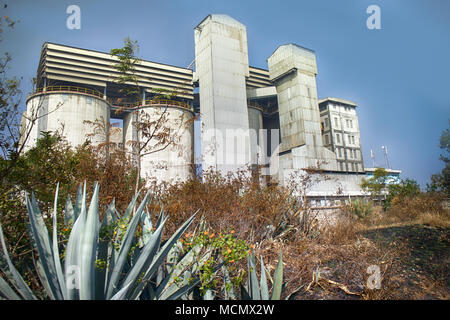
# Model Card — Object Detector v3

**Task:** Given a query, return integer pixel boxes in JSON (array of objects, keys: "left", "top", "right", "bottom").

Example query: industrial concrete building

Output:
[
  {"left": 22, "top": 14, "right": 400, "bottom": 200},
  {"left": 23, "top": 42, "right": 195, "bottom": 183}
]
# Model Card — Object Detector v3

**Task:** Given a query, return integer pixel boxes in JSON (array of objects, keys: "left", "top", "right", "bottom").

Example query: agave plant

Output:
[
  {"left": 0, "top": 182, "right": 205, "bottom": 300},
  {"left": 241, "top": 250, "right": 284, "bottom": 300}
]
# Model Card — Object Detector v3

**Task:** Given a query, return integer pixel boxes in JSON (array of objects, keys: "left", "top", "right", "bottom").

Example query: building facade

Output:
[{"left": 319, "top": 97, "right": 364, "bottom": 173}]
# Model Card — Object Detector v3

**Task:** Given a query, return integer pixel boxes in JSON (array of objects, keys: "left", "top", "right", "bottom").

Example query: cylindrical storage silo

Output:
[
  {"left": 123, "top": 101, "right": 194, "bottom": 184},
  {"left": 247, "top": 104, "right": 265, "bottom": 166},
  {"left": 24, "top": 88, "right": 110, "bottom": 151}
]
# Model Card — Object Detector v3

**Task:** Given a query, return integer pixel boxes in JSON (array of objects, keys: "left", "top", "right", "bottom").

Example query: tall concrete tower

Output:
[
  {"left": 267, "top": 44, "right": 338, "bottom": 183},
  {"left": 194, "top": 14, "right": 251, "bottom": 174}
]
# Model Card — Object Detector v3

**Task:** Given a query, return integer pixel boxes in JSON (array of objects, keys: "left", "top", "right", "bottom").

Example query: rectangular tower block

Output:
[
  {"left": 194, "top": 14, "right": 251, "bottom": 174},
  {"left": 268, "top": 44, "right": 338, "bottom": 182}
]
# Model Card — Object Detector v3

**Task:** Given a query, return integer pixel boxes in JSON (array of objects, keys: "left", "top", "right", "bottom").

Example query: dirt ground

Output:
[
  {"left": 289, "top": 223, "right": 449, "bottom": 300},
  {"left": 363, "top": 224, "right": 449, "bottom": 299}
]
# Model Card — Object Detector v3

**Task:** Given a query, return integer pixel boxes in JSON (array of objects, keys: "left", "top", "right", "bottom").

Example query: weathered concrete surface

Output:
[
  {"left": 195, "top": 14, "right": 251, "bottom": 174},
  {"left": 123, "top": 106, "right": 194, "bottom": 184},
  {"left": 24, "top": 92, "right": 109, "bottom": 151},
  {"left": 268, "top": 44, "right": 338, "bottom": 182},
  {"left": 283, "top": 169, "right": 369, "bottom": 197},
  {"left": 248, "top": 106, "right": 265, "bottom": 166}
]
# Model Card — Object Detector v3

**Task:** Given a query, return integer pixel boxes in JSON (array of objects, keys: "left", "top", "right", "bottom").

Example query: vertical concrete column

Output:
[
  {"left": 194, "top": 14, "right": 251, "bottom": 175},
  {"left": 268, "top": 44, "right": 337, "bottom": 180}
]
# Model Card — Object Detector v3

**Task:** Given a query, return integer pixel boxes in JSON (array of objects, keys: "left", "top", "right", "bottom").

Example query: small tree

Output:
[
  {"left": 361, "top": 168, "right": 390, "bottom": 205},
  {"left": 110, "top": 38, "right": 191, "bottom": 191},
  {"left": 385, "top": 178, "right": 421, "bottom": 211},
  {"left": 0, "top": 7, "right": 62, "bottom": 184},
  {"left": 427, "top": 120, "right": 450, "bottom": 197}
]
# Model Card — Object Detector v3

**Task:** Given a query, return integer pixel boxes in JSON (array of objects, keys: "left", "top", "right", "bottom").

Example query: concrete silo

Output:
[
  {"left": 123, "top": 100, "right": 195, "bottom": 184},
  {"left": 23, "top": 87, "right": 110, "bottom": 151},
  {"left": 247, "top": 103, "right": 265, "bottom": 166}
]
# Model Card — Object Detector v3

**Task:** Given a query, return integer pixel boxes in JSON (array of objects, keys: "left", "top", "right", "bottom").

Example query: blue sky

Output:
[{"left": 2, "top": 0, "right": 449, "bottom": 187}]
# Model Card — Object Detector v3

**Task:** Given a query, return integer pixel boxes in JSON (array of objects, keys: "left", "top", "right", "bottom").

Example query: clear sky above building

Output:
[{"left": 3, "top": 0, "right": 449, "bottom": 187}]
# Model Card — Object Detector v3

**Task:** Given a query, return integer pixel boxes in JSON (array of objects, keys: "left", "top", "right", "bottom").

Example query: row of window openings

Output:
[
  {"left": 324, "top": 133, "right": 357, "bottom": 146},
  {"left": 322, "top": 117, "right": 354, "bottom": 129},
  {"left": 336, "top": 148, "right": 358, "bottom": 160},
  {"left": 339, "top": 162, "right": 359, "bottom": 172},
  {"left": 328, "top": 104, "right": 354, "bottom": 113}
]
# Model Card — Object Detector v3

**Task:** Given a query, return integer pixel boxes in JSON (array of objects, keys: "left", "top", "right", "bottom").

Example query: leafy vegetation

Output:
[
  {"left": 346, "top": 198, "right": 373, "bottom": 219},
  {"left": 427, "top": 120, "right": 450, "bottom": 197},
  {"left": 0, "top": 183, "right": 247, "bottom": 300}
]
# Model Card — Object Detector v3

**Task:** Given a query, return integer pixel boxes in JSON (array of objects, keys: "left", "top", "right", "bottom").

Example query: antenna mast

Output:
[
  {"left": 381, "top": 146, "right": 391, "bottom": 169},
  {"left": 370, "top": 149, "right": 375, "bottom": 167}
]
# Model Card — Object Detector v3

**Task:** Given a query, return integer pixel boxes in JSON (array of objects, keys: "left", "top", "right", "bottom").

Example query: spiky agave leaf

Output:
[
  {"left": 95, "top": 200, "right": 117, "bottom": 299},
  {"left": 259, "top": 256, "right": 269, "bottom": 300},
  {"left": 270, "top": 250, "right": 283, "bottom": 300},
  {"left": 25, "top": 192, "right": 63, "bottom": 300},
  {"left": 0, "top": 224, "right": 36, "bottom": 300},
  {"left": 127, "top": 211, "right": 198, "bottom": 300},
  {"left": 52, "top": 184, "right": 67, "bottom": 299},
  {"left": 105, "top": 191, "right": 150, "bottom": 299},
  {"left": 221, "top": 262, "right": 236, "bottom": 300},
  {"left": 118, "top": 215, "right": 167, "bottom": 299},
  {"left": 0, "top": 273, "right": 21, "bottom": 300},
  {"left": 1, "top": 183, "right": 208, "bottom": 301},
  {"left": 64, "top": 182, "right": 87, "bottom": 300},
  {"left": 247, "top": 253, "right": 260, "bottom": 300},
  {"left": 78, "top": 182, "right": 100, "bottom": 300}
]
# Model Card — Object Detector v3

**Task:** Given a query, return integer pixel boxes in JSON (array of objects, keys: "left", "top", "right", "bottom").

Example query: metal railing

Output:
[
  {"left": 247, "top": 101, "right": 264, "bottom": 111},
  {"left": 32, "top": 86, "right": 104, "bottom": 98},
  {"left": 110, "top": 98, "right": 192, "bottom": 111},
  {"left": 29, "top": 87, "right": 193, "bottom": 111}
]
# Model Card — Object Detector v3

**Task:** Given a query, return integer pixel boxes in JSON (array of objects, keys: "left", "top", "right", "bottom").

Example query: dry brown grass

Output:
[
  {"left": 364, "top": 193, "right": 450, "bottom": 229},
  {"left": 145, "top": 171, "right": 449, "bottom": 300}
]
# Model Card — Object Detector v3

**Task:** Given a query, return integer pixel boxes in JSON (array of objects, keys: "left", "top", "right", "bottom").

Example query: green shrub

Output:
[{"left": 348, "top": 198, "right": 373, "bottom": 219}]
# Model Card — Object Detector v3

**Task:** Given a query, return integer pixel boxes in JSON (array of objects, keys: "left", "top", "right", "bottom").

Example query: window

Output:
[
  {"left": 348, "top": 135, "right": 354, "bottom": 145},
  {"left": 336, "top": 133, "right": 341, "bottom": 144},
  {"left": 86, "top": 96, "right": 92, "bottom": 104},
  {"left": 338, "top": 148, "right": 342, "bottom": 158},
  {"left": 349, "top": 120, "right": 353, "bottom": 128},
  {"left": 324, "top": 118, "right": 328, "bottom": 128},
  {"left": 334, "top": 117, "right": 339, "bottom": 127},
  {"left": 340, "top": 162, "right": 344, "bottom": 171},
  {"left": 351, "top": 163, "right": 355, "bottom": 171},
  {"left": 325, "top": 134, "right": 329, "bottom": 145}
]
